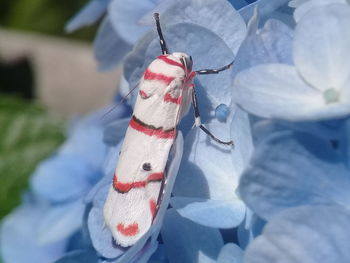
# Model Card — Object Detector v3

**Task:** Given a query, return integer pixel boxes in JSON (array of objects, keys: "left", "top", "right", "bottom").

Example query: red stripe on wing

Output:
[
  {"left": 129, "top": 117, "right": 176, "bottom": 139},
  {"left": 113, "top": 172, "right": 164, "bottom": 193},
  {"left": 143, "top": 69, "right": 175, "bottom": 85},
  {"left": 150, "top": 199, "right": 157, "bottom": 219},
  {"left": 164, "top": 93, "right": 182, "bottom": 104},
  {"left": 157, "top": 55, "right": 185, "bottom": 70}
]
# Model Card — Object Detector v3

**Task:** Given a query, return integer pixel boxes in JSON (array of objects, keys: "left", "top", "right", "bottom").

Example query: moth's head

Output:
[{"left": 172, "top": 52, "right": 193, "bottom": 72}]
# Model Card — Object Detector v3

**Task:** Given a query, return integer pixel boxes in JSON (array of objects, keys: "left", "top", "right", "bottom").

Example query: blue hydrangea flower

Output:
[
  {"left": 0, "top": 105, "right": 131, "bottom": 263},
  {"left": 234, "top": 4, "right": 350, "bottom": 121},
  {"left": 289, "top": 0, "right": 349, "bottom": 21},
  {"left": 244, "top": 205, "right": 350, "bottom": 263},
  {"left": 6, "top": 1, "right": 346, "bottom": 263},
  {"left": 239, "top": 130, "right": 350, "bottom": 220},
  {"left": 171, "top": 107, "right": 252, "bottom": 229}
]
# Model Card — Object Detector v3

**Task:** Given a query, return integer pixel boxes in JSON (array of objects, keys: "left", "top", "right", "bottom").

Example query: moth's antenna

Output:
[
  {"left": 153, "top": 13, "right": 169, "bottom": 55},
  {"left": 100, "top": 84, "right": 139, "bottom": 120}
]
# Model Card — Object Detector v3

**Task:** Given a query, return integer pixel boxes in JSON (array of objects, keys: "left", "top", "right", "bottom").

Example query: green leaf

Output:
[{"left": 0, "top": 96, "right": 65, "bottom": 219}]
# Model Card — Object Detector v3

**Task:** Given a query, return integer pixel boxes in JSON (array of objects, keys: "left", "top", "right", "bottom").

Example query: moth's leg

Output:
[
  {"left": 191, "top": 88, "right": 233, "bottom": 146},
  {"left": 195, "top": 60, "right": 234, "bottom": 75}
]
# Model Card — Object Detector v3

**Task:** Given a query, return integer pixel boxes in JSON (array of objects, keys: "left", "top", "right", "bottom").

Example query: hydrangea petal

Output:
[
  {"left": 244, "top": 205, "right": 350, "bottom": 263},
  {"left": 293, "top": 0, "right": 347, "bottom": 22},
  {"left": 94, "top": 17, "right": 132, "bottom": 71},
  {"left": 157, "top": 0, "right": 247, "bottom": 55},
  {"left": 88, "top": 205, "right": 126, "bottom": 259},
  {"left": 171, "top": 197, "right": 245, "bottom": 228},
  {"left": 233, "top": 64, "right": 334, "bottom": 121},
  {"left": 288, "top": 0, "right": 307, "bottom": 8},
  {"left": 103, "top": 118, "right": 129, "bottom": 146},
  {"left": 161, "top": 209, "right": 224, "bottom": 263},
  {"left": 237, "top": 212, "right": 265, "bottom": 249},
  {"left": 173, "top": 119, "right": 235, "bottom": 200},
  {"left": 148, "top": 244, "right": 168, "bottom": 263},
  {"left": 230, "top": 107, "right": 254, "bottom": 176},
  {"left": 294, "top": 4, "right": 350, "bottom": 91},
  {"left": 66, "top": 0, "right": 109, "bottom": 32},
  {"left": 1, "top": 203, "right": 67, "bottom": 263},
  {"left": 84, "top": 146, "right": 121, "bottom": 204},
  {"left": 239, "top": 131, "right": 350, "bottom": 220},
  {"left": 108, "top": 0, "right": 157, "bottom": 44},
  {"left": 174, "top": 107, "right": 251, "bottom": 203},
  {"left": 239, "top": 0, "right": 291, "bottom": 25},
  {"left": 123, "top": 31, "right": 156, "bottom": 88},
  {"left": 54, "top": 249, "right": 98, "bottom": 263},
  {"left": 37, "top": 200, "right": 85, "bottom": 244},
  {"left": 217, "top": 243, "right": 243, "bottom": 263},
  {"left": 233, "top": 18, "right": 294, "bottom": 75},
  {"left": 228, "top": 0, "right": 250, "bottom": 10},
  {"left": 58, "top": 125, "right": 106, "bottom": 172},
  {"left": 30, "top": 155, "right": 93, "bottom": 203}
]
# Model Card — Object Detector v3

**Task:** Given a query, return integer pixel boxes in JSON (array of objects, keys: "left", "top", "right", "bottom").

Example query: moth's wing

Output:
[{"left": 103, "top": 126, "right": 174, "bottom": 247}]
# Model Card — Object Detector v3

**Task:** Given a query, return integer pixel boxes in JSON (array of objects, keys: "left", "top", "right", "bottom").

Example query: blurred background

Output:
[{"left": 0, "top": 0, "right": 120, "bottom": 220}]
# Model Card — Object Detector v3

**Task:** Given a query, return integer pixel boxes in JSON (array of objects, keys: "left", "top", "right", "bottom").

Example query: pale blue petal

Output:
[
  {"left": 230, "top": 107, "right": 254, "bottom": 177},
  {"left": 233, "top": 18, "right": 293, "bottom": 75},
  {"left": 232, "top": 64, "right": 347, "bottom": 121},
  {"left": 171, "top": 197, "right": 245, "bottom": 228},
  {"left": 237, "top": 212, "right": 265, "bottom": 249},
  {"left": 294, "top": 4, "right": 350, "bottom": 91},
  {"left": 66, "top": 0, "right": 109, "bottom": 32},
  {"left": 103, "top": 118, "right": 129, "bottom": 146},
  {"left": 174, "top": 107, "right": 251, "bottom": 203},
  {"left": 217, "top": 243, "right": 243, "bottom": 263},
  {"left": 158, "top": 0, "right": 247, "bottom": 55},
  {"left": 239, "top": 131, "right": 350, "bottom": 220},
  {"left": 228, "top": 0, "right": 250, "bottom": 10},
  {"left": 84, "top": 146, "right": 121, "bottom": 204},
  {"left": 239, "top": 0, "right": 293, "bottom": 26},
  {"left": 123, "top": 31, "right": 156, "bottom": 88},
  {"left": 244, "top": 205, "right": 350, "bottom": 263},
  {"left": 128, "top": 240, "right": 158, "bottom": 263},
  {"left": 148, "top": 244, "right": 168, "bottom": 263},
  {"left": 161, "top": 209, "right": 224, "bottom": 263},
  {"left": 94, "top": 17, "right": 132, "bottom": 71},
  {"left": 30, "top": 155, "right": 94, "bottom": 203},
  {"left": 0, "top": 204, "right": 67, "bottom": 263},
  {"left": 88, "top": 205, "right": 126, "bottom": 259},
  {"left": 252, "top": 118, "right": 347, "bottom": 144},
  {"left": 37, "top": 200, "right": 86, "bottom": 244},
  {"left": 293, "top": 0, "right": 346, "bottom": 22},
  {"left": 58, "top": 125, "right": 107, "bottom": 172},
  {"left": 54, "top": 249, "right": 99, "bottom": 263},
  {"left": 108, "top": 0, "right": 156, "bottom": 44}
]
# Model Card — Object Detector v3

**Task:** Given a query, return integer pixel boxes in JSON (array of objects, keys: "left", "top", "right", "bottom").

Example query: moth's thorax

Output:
[{"left": 133, "top": 53, "right": 195, "bottom": 130}]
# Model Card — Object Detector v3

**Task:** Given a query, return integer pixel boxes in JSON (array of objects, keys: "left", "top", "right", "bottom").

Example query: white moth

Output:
[{"left": 103, "top": 13, "right": 233, "bottom": 247}]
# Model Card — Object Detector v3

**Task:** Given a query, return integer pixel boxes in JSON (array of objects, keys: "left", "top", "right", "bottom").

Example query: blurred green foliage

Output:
[
  {"left": 0, "top": 0, "right": 97, "bottom": 41},
  {"left": 0, "top": 96, "right": 65, "bottom": 220}
]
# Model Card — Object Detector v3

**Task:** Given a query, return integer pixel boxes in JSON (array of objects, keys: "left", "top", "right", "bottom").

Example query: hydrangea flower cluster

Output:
[{"left": 2, "top": 0, "right": 350, "bottom": 262}]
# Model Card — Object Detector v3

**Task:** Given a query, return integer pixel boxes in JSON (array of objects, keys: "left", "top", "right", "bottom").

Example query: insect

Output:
[{"left": 103, "top": 13, "right": 233, "bottom": 247}]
